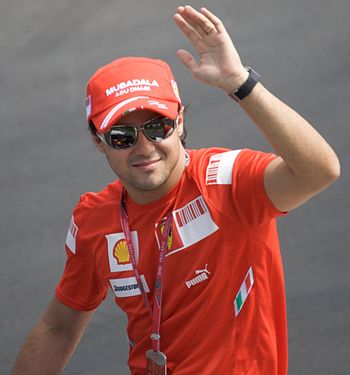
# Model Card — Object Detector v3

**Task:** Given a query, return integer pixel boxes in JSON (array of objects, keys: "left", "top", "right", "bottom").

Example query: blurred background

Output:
[{"left": 1, "top": 0, "right": 349, "bottom": 374}]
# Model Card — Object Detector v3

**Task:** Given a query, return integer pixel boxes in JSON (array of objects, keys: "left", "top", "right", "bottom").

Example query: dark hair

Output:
[{"left": 88, "top": 108, "right": 187, "bottom": 148}]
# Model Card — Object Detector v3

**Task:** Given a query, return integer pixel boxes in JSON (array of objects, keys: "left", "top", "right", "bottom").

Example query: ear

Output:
[
  {"left": 176, "top": 106, "right": 185, "bottom": 137},
  {"left": 89, "top": 130, "right": 106, "bottom": 154}
]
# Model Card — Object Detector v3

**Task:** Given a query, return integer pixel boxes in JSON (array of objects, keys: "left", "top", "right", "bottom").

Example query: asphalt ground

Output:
[{"left": 1, "top": 1, "right": 349, "bottom": 374}]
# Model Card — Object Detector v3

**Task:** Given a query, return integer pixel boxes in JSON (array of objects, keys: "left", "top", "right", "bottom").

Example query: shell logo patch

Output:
[
  {"left": 106, "top": 232, "right": 139, "bottom": 272},
  {"left": 113, "top": 239, "right": 130, "bottom": 264}
]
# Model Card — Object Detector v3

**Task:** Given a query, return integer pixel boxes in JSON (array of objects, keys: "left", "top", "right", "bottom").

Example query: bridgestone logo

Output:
[
  {"left": 109, "top": 275, "right": 150, "bottom": 298},
  {"left": 185, "top": 272, "right": 209, "bottom": 288},
  {"left": 114, "top": 284, "right": 139, "bottom": 292}
]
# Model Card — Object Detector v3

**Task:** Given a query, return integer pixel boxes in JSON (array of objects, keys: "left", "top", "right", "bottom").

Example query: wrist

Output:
[
  {"left": 227, "top": 67, "right": 260, "bottom": 102},
  {"left": 222, "top": 68, "right": 249, "bottom": 94}
]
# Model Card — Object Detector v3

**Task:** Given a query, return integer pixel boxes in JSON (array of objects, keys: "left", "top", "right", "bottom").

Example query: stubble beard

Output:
[{"left": 127, "top": 155, "right": 180, "bottom": 192}]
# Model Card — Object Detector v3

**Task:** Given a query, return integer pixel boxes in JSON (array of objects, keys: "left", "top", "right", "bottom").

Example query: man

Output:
[{"left": 11, "top": 5, "right": 340, "bottom": 375}]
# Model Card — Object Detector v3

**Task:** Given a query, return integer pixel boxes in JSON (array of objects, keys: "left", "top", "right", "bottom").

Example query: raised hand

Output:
[{"left": 173, "top": 5, "right": 249, "bottom": 93}]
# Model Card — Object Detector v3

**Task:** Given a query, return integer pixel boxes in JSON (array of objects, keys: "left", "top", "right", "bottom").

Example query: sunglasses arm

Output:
[{"left": 96, "top": 132, "right": 108, "bottom": 145}]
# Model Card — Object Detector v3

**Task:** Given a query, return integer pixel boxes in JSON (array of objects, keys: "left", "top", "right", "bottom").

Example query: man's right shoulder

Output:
[{"left": 74, "top": 180, "right": 122, "bottom": 215}]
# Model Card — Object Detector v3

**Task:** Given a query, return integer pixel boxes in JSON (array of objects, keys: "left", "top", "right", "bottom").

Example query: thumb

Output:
[{"left": 176, "top": 49, "right": 198, "bottom": 74}]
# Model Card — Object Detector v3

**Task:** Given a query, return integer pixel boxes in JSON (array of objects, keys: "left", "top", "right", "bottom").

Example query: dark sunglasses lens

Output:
[
  {"left": 109, "top": 126, "right": 137, "bottom": 149},
  {"left": 144, "top": 120, "right": 175, "bottom": 142}
]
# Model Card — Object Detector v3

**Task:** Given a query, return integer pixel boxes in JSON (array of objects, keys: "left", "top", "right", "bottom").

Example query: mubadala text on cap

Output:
[{"left": 106, "top": 79, "right": 159, "bottom": 96}]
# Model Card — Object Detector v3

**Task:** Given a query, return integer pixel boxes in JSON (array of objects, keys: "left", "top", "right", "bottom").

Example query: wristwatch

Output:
[{"left": 228, "top": 67, "right": 260, "bottom": 102}]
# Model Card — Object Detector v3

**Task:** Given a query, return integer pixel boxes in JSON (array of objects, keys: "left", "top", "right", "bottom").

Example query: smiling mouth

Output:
[{"left": 131, "top": 159, "right": 161, "bottom": 168}]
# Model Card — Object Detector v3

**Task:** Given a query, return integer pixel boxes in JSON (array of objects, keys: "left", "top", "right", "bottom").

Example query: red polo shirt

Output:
[{"left": 56, "top": 148, "right": 288, "bottom": 374}]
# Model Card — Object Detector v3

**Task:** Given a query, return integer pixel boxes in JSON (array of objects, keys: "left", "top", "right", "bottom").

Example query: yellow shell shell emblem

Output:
[
  {"left": 160, "top": 223, "right": 173, "bottom": 250},
  {"left": 113, "top": 239, "right": 130, "bottom": 264}
]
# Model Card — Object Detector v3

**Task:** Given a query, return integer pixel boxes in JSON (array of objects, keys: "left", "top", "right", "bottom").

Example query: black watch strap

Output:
[{"left": 228, "top": 67, "right": 260, "bottom": 102}]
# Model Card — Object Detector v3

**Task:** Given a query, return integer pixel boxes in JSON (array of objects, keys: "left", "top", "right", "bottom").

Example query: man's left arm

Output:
[
  {"left": 174, "top": 5, "right": 340, "bottom": 212},
  {"left": 239, "top": 82, "right": 340, "bottom": 212}
]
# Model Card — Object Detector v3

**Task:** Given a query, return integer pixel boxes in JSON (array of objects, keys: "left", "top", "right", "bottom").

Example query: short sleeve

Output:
[
  {"left": 55, "top": 197, "right": 108, "bottom": 311},
  {"left": 189, "top": 148, "right": 286, "bottom": 227},
  {"left": 231, "top": 149, "right": 286, "bottom": 226}
]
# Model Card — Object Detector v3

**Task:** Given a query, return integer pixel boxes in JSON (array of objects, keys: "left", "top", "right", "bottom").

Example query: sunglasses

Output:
[{"left": 98, "top": 115, "right": 178, "bottom": 150}]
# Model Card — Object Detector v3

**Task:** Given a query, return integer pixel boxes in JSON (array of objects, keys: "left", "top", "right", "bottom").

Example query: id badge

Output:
[{"left": 146, "top": 350, "right": 167, "bottom": 375}]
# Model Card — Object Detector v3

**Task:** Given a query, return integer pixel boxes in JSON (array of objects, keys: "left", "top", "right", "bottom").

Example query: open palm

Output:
[{"left": 174, "top": 6, "right": 248, "bottom": 93}]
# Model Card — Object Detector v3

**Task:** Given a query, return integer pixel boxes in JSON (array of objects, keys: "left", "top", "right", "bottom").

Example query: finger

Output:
[
  {"left": 176, "top": 9, "right": 207, "bottom": 37},
  {"left": 200, "top": 7, "right": 225, "bottom": 33},
  {"left": 174, "top": 13, "right": 202, "bottom": 48},
  {"left": 174, "top": 11, "right": 201, "bottom": 38},
  {"left": 181, "top": 5, "right": 217, "bottom": 36},
  {"left": 176, "top": 49, "right": 198, "bottom": 74}
]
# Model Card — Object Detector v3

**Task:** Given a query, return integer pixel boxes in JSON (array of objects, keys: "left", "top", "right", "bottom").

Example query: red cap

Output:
[{"left": 85, "top": 57, "right": 182, "bottom": 134}]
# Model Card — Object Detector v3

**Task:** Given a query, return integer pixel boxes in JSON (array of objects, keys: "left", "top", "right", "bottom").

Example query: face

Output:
[{"left": 91, "top": 109, "right": 186, "bottom": 204}]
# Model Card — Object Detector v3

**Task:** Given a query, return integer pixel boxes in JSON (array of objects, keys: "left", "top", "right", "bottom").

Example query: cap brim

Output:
[{"left": 92, "top": 96, "right": 179, "bottom": 134}]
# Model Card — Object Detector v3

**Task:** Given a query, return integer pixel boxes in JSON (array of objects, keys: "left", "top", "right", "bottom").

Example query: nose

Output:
[{"left": 133, "top": 128, "right": 155, "bottom": 153}]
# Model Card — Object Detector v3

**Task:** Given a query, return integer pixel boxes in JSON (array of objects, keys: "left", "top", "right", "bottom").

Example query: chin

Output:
[
  {"left": 127, "top": 174, "right": 167, "bottom": 192},
  {"left": 134, "top": 180, "right": 166, "bottom": 192}
]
